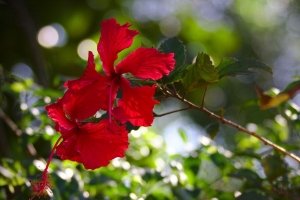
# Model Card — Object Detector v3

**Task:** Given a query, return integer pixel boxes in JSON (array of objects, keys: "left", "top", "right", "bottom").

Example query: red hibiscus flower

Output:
[
  {"left": 65, "top": 18, "right": 175, "bottom": 126},
  {"left": 45, "top": 90, "right": 129, "bottom": 170}
]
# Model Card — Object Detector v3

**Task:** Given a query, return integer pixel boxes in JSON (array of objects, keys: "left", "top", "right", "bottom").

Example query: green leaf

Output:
[
  {"left": 159, "top": 37, "right": 187, "bottom": 83},
  {"left": 163, "top": 64, "right": 188, "bottom": 84},
  {"left": 282, "top": 79, "right": 300, "bottom": 97},
  {"left": 218, "top": 108, "right": 226, "bottom": 117},
  {"left": 159, "top": 37, "right": 186, "bottom": 68},
  {"left": 282, "top": 79, "right": 300, "bottom": 92},
  {"left": 205, "top": 123, "right": 219, "bottom": 140},
  {"left": 181, "top": 52, "right": 219, "bottom": 91},
  {"left": 8, "top": 184, "right": 14, "bottom": 193},
  {"left": 0, "top": 177, "right": 6, "bottom": 186},
  {"left": 233, "top": 151, "right": 262, "bottom": 160},
  {"left": 217, "top": 58, "right": 272, "bottom": 78},
  {"left": 262, "top": 154, "right": 289, "bottom": 182},
  {"left": 10, "top": 82, "right": 26, "bottom": 93},
  {"left": 178, "top": 128, "right": 188, "bottom": 143},
  {"left": 141, "top": 41, "right": 150, "bottom": 48},
  {"left": 237, "top": 191, "right": 269, "bottom": 200},
  {"left": 34, "top": 89, "right": 63, "bottom": 98},
  {"left": 229, "top": 168, "right": 262, "bottom": 186}
]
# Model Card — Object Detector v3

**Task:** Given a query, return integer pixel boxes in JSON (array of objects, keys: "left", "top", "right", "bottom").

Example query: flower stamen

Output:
[{"left": 30, "top": 136, "right": 63, "bottom": 199}]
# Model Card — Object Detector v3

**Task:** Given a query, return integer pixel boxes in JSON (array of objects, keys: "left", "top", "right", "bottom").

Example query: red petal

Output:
[
  {"left": 98, "top": 18, "right": 139, "bottom": 76},
  {"left": 55, "top": 134, "right": 80, "bottom": 162},
  {"left": 65, "top": 52, "right": 103, "bottom": 90},
  {"left": 113, "top": 78, "right": 159, "bottom": 126},
  {"left": 45, "top": 98, "right": 76, "bottom": 135},
  {"left": 56, "top": 120, "right": 129, "bottom": 170},
  {"left": 63, "top": 79, "right": 114, "bottom": 121},
  {"left": 115, "top": 47, "right": 175, "bottom": 80}
]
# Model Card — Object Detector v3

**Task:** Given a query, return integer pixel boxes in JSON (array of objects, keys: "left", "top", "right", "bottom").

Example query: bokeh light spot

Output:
[
  {"left": 33, "top": 160, "right": 46, "bottom": 171},
  {"left": 205, "top": 87, "right": 226, "bottom": 109},
  {"left": 121, "top": 161, "right": 131, "bottom": 170},
  {"left": 20, "top": 103, "right": 28, "bottom": 110},
  {"left": 44, "top": 96, "right": 51, "bottom": 104},
  {"left": 25, "top": 127, "right": 34, "bottom": 135},
  {"left": 30, "top": 108, "right": 40, "bottom": 116},
  {"left": 83, "top": 191, "right": 90, "bottom": 198},
  {"left": 77, "top": 39, "right": 97, "bottom": 60},
  {"left": 37, "top": 23, "right": 67, "bottom": 48},
  {"left": 140, "top": 146, "right": 150, "bottom": 157},
  {"left": 199, "top": 136, "right": 211, "bottom": 146},
  {"left": 45, "top": 125, "right": 54, "bottom": 136},
  {"left": 38, "top": 26, "right": 59, "bottom": 48},
  {"left": 246, "top": 123, "right": 257, "bottom": 132},
  {"left": 155, "top": 158, "right": 165, "bottom": 171},
  {"left": 160, "top": 16, "right": 181, "bottom": 37}
]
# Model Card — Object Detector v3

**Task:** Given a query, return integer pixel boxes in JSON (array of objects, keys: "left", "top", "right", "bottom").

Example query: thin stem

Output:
[
  {"left": 154, "top": 106, "right": 192, "bottom": 117},
  {"left": 162, "top": 90, "right": 300, "bottom": 163},
  {"left": 182, "top": 90, "right": 188, "bottom": 101},
  {"left": 172, "top": 84, "right": 179, "bottom": 96},
  {"left": 201, "top": 86, "right": 208, "bottom": 108},
  {"left": 43, "top": 136, "right": 63, "bottom": 177}
]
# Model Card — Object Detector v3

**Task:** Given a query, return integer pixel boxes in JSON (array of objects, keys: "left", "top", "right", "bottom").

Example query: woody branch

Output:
[{"left": 157, "top": 86, "right": 300, "bottom": 164}]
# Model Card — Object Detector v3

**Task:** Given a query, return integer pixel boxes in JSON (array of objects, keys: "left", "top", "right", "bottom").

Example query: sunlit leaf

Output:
[
  {"left": 10, "top": 82, "right": 26, "bottom": 93},
  {"left": 0, "top": 178, "right": 6, "bottom": 186},
  {"left": 183, "top": 157, "right": 201, "bottom": 176},
  {"left": 255, "top": 86, "right": 291, "bottom": 110},
  {"left": 178, "top": 128, "right": 188, "bottom": 143},
  {"left": 254, "top": 79, "right": 300, "bottom": 109},
  {"left": 217, "top": 58, "right": 272, "bottom": 78},
  {"left": 218, "top": 108, "right": 226, "bottom": 117},
  {"left": 34, "top": 89, "right": 63, "bottom": 98},
  {"left": 8, "top": 184, "right": 14, "bottom": 193},
  {"left": 198, "top": 159, "right": 221, "bottom": 183},
  {"left": 210, "top": 177, "right": 243, "bottom": 192},
  {"left": 181, "top": 52, "right": 219, "bottom": 91}
]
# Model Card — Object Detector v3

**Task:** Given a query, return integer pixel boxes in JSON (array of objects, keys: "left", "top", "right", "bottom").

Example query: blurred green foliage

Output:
[{"left": 1, "top": 0, "right": 300, "bottom": 199}]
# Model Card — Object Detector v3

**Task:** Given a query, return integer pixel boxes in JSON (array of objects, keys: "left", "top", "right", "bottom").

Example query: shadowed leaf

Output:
[
  {"left": 206, "top": 123, "right": 219, "bottom": 140},
  {"left": 159, "top": 37, "right": 186, "bottom": 68},
  {"left": 262, "top": 154, "right": 289, "bottom": 182},
  {"left": 159, "top": 37, "right": 186, "bottom": 83},
  {"left": 217, "top": 58, "right": 272, "bottom": 78}
]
